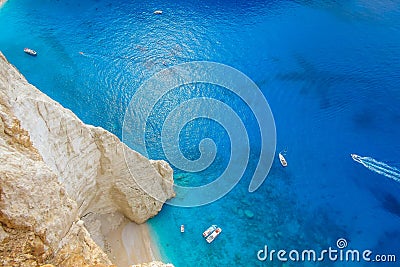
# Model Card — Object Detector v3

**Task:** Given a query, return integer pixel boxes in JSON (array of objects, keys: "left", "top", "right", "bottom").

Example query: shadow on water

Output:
[
  {"left": 374, "top": 230, "right": 400, "bottom": 259},
  {"left": 351, "top": 108, "right": 378, "bottom": 130},
  {"left": 363, "top": 176, "right": 400, "bottom": 218},
  {"left": 293, "top": 0, "right": 400, "bottom": 23},
  {"left": 381, "top": 193, "right": 400, "bottom": 218},
  {"left": 276, "top": 54, "right": 364, "bottom": 109}
]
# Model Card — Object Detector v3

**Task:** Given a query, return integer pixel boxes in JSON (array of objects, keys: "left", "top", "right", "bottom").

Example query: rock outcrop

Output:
[{"left": 0, "top": 50, "right": 175, "bottom": 266}]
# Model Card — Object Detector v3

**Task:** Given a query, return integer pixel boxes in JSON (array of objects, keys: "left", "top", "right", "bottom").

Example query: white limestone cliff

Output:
[
  {"left": 0, "top": 52, "right": 175, "bottom": 223},
  {"left": 0, "top": 51, "right": 175, "bottom": 266}
]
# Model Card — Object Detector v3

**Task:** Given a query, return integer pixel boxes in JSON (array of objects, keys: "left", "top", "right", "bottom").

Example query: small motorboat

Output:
[
  {"left": 279, "top": 152, "right": 288, "bottom": 167},
  {"left": 180, "top": 224, "right": 185, "bottom": 233},
  {"left": 202, "top": 225, "right": 217, "bottom": 238},
  {"left": 351, "top": 154, "right": 362, "bottom": 164},
  {"left": 154, "top": 10, "right": 163, "bottom": 15},
  {"left": 206, "top": 227, "right": 222, "bottom": 243},
  {"left": 24, "top": 48, "right": 37, "bottom": 56}
]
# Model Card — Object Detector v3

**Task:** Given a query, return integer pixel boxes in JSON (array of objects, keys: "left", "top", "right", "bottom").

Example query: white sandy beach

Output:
[
  {"left": 121, "top": 222, "right": 162, "bottom": 264},
  {"left": 85, "top": 212, "right": 162, "bottom": 267}
]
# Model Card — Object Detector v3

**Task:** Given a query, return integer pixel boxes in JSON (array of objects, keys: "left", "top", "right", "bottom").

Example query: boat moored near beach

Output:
[
  {"left": 206, "top": 227, "right": 222, "bottom": 243},
  {"left": 202, "top": 225, "right": 217, "bottom": 238},
  {"left": 24, "top": 48, "right": 37, "bottom": 56}
]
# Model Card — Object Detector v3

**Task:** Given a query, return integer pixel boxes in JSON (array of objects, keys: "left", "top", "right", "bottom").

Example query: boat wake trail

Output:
[
  {"left": 351, "top": 154, "right": 400, "bottom": 183},
  {"left": 79, "top": 52, "right": 105, "bottom": 60}
]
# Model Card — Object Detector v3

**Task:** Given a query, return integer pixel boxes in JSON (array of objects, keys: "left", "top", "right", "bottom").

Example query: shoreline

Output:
[
  {"left": 0, "top": 42, "right": 174, "bottom": 265},
  {"left": 0, "top": 2, "right": 173, "bottom": 264},
  {"left": 87, "top": 212, "right": 164, "bottom": 267},
  {"left": 121, "top": 222, "right": 162, "bottom": 264}
]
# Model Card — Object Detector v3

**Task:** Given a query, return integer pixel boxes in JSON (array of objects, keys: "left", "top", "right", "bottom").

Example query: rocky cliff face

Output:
[{"left": 0, "top": 52, "right": 175, "bottom": 266}]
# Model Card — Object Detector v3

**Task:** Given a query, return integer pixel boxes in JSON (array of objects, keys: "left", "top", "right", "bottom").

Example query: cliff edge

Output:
[{"left": 0, "top": 51, "right": 175, "bottom": 266}]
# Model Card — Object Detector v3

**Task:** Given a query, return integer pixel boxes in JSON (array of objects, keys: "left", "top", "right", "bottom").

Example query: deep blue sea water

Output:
[{"left": 1, "top": 0, "right": 400, "bottom": 266}]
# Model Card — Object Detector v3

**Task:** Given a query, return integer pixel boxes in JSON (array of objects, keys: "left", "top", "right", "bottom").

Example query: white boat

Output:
[
  {"left": 351, "top": 154, "right": 362, "bottom": 163},
  {"left": 202, "top": 225, "right": 217, "bottom": 238},
  {"left": 24, "top": 48, "right": 37, "bottom": 56},
  {"left": 206, "top": 227, "right": 222, "bottom": 243},
  {"left": 279, "top": 152, "right": 287, "bottom": 167},
  {"left": 180, "top": 224, "right": 185, "bottom": 233},
  {"left": 154, "top": 10, "right": 163, "bottom": 15}
]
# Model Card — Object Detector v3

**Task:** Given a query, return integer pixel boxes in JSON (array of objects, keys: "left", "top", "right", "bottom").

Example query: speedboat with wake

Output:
[{"left": 350, "top": 153, "right": 400, "bottom": 183}]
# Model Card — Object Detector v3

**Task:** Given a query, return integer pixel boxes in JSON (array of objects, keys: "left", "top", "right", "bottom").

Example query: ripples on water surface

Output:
[{"left": 1, "top": 0, "right": 400, "bottom": 266}]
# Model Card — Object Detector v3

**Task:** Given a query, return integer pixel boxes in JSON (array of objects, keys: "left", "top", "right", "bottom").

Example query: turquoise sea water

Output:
[{"left": 1, "top": 0, "right": 400, "bottom": 266}]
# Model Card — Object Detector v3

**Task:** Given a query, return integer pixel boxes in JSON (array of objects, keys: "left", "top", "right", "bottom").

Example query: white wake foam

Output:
[{"left": 352, "top": 154, "right": 400, "bottom": 183}]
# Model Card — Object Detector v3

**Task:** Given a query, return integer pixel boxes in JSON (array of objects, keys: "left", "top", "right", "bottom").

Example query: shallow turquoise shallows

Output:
[{"left": 1, "top": 0, "right": 400, "bottom": 266}]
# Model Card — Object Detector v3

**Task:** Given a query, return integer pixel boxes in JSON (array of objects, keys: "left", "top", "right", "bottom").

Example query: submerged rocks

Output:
[{"left": 244, "top": 210, "right": 254, "bottom": 219}]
